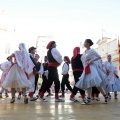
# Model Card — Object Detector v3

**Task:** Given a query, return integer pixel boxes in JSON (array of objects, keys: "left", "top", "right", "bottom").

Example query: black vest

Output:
[
  {"left": 43, "top": 62, "right": 48, "bottom": 71},
  {"left": 30, "top": 55, "right": 37, "bottom": 70},
  {"left": 71, "top": 54, "right": 83, "bottom": 70},
  {"left": 47, "top": 48, "right": 58, "bottom": 63},
  {"left": 30, "top": 55, "right": 36, "bottom": 66},
  {"left": 36, "top": 62, "right": 41, "bottom": 72}
]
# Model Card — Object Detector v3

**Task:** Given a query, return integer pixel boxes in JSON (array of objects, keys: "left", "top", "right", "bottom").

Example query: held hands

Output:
[
  {"left": 87, "top": 59, "right": 93, "bottom": 65},
  {"left": 106, "top": 70, "right": 110, "bottom": 75}
]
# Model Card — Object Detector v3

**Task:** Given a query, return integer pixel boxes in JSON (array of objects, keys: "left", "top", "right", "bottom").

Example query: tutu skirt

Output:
[
  {"left": 76, "top": 62, "right": 109, "bottom": 90},
  {"left": 2, "top": 64, "right": 32, "bottom": 89},
  {"left": 108, "top": 78, "right": 120, "bottom": 92}
]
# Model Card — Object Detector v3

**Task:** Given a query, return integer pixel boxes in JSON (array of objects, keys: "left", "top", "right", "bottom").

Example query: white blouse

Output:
[
  {"left": 104, "top": 61, "right": 118, "bottom": 84},
  {"left": 81, "top": 48, "right": 101, "bottom": 67}
]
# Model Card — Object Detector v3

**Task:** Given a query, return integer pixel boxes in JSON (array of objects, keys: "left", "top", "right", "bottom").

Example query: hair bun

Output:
[{"left": 86, "top": 39, "right": 94, "bottom": 46}]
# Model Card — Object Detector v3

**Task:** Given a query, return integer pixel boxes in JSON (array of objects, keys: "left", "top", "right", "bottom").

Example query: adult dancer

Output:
[
  {"left": 39, "top": 41, "right": 64, "bottom": 102},
  {"left": 70, "top": 47, "right": 86, "bottom": 102},
  {"left": 1, "top": 43, "right": 34, "bottom": 104},
  {"left": 76, "top": 39, "right": 108, "bottom": 105}
]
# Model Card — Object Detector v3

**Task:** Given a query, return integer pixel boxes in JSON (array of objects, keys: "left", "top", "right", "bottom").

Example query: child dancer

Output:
[
  {"left": 104, "top": 54, "right": 120, "bottom": 99},
  {"left": 28, "top": 47, "right": 38, "bottom": 101},
  {"left": 39, "top": 56, "right": 53, "bottom": 97},
  {"left": 34, "top": 54, "right": 44, "bottom": 94},
  {"left": 0, "top": 61, "right": 12, "bottom": 98},
  {"left": 60, "top": 56, "right": 73, "bottom": 97}
]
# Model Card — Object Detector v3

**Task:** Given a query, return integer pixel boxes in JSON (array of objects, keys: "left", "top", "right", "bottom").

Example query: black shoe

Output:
[
  {"left": 70, "top": 97, "right": 79, "bottom": 102},
  {"left": 30, "top": 97, "right": 38, "bottom": 101},
  {"left": 46, "top": 94, "right": 54, "bottom": 97},
  {"left": 55, "top": 98, "right": 65, "bottom": 102},
  {"left": 108, "top": 93, "right": 111, "bottom": 100},
  {"left": 10, "top": 97, "right": 15, "bottom": 103},
  {"left": 36, "top": 95, "right": 39, "bottom": 98},
  {"left": 24, "top": 96, "right": 28, "bottom": 104},
  {"left": 39, "top": 97, "right": 48, "bottom": 102},
  {"left": 114, "top": 94, "right": 118, "bottom": 99},
  {"left": 104, "top": 95, "right": 108, "bottom": 103},
  {"left": 5, "top": 93, "right": 9, "bottom": 97},
  {"left": 59, "top": 95, "right": 65, "bottom": 98}
]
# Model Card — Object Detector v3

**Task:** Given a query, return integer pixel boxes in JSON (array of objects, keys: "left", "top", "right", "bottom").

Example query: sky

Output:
[{"left": 0, "top": 0, "right": 120, "bottom": 57}]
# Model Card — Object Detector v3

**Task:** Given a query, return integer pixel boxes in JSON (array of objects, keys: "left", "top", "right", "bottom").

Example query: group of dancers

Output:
[{"left": 0, "top": 39, "right": 120, "bottom": 105}]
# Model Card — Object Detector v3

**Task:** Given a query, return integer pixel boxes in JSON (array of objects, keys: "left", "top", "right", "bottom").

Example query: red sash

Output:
[
  {"left": 48, "top": 62, "right": 60, "bottom": 67},
  {"left": 85, "top": 65, "right": 91, "bottom": 74}
]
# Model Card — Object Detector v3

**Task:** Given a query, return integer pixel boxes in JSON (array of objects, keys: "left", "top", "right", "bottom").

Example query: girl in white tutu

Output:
[
  {"left": 1, "top": 43, "right": 34, "bottom": 104},
  {"left": 0, "top": 61, "right": 12, "bottom": 98},
  {"left": 76, "top": 39, "right": 108, "bottom": 105},
  {"left": 104, "top": 54, "right": 120, "bottom": 99}
]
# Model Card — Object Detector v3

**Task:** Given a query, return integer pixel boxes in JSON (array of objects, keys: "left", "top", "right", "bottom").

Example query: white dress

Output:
[
  {"left": 0, "top": 61, "right": 12, "bottom": 86},
  {"left": 75, "top": 49, "right": 108, "bottom": 90},
  {"left": 104, "top": 61, "right": 120, "bottom": 92},
  {"left": 98, "top": 60, "right": 110, "bottom": 93},
  {"left": 1, "top": 52, "right": 33, "bottom": 89}
]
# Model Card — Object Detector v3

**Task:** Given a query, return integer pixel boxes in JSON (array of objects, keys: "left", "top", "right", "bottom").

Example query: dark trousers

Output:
[
  {"left": 72, "top": 71, "right": 85, "bottom": 95},
  {"left": 34, "top": 75, "right": 39, "bottom": 93},
  {"left": 39, "top": 76, "right": 50, "bottom": 93},
  {"left": 42, "top": 66, "right": 60, "bottom": 94},
  {"left": 92, "top": 87, "right": 100, "bottom": 95},
  {"left": 61, "top": 74, "right": 73, "bottom": 92}
]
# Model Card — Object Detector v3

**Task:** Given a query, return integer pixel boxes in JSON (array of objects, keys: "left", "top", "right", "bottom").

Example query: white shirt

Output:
[
  {"left": 62, "top": 63, "right": 69, "bottom": 75},
  {"left": 51, "top": 48, "right": 62, "bottom": 64},
  {"left": 38, "top": 64, "right": 44, "bottom": 75},
  {"left": 104, "top": 61, "right": 118, "bottom": 84}
]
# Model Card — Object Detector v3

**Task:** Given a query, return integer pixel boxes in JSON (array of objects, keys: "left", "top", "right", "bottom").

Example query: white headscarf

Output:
[{"left": 14, "top": 43, "right": 35, "bottom": 74}]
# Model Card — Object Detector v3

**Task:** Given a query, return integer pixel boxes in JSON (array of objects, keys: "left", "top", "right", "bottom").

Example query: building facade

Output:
[
  {"left": 96, "top": 37, "right": 119, "bottom": 74},
  {"left": 36, "top": 36, "right": 53, "bottom": 62}
]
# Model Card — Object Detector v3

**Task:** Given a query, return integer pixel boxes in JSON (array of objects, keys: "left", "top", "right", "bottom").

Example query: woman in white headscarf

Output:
[{"left": 1, "top": 43, "right": 34, "bottom": 104}]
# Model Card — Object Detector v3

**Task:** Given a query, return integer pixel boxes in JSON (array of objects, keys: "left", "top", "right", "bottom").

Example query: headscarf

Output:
[
  {"left": 73, "top": 47, "right": 80, "bottom": 59},
  {"left": 14, "top": 43, "right": 35, "bottom": 74}
]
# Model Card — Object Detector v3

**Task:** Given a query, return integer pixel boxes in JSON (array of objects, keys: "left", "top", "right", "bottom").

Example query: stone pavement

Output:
[{"left": 0, "top": 92, "right": 120, "bottom": 120}]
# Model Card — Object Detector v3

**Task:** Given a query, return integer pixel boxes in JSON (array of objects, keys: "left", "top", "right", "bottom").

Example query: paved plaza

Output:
[{"left": 0, "top": 92, "right": 120, "bottom": 120}]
